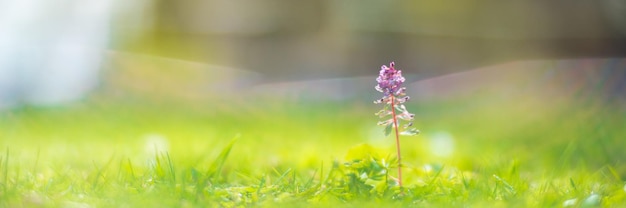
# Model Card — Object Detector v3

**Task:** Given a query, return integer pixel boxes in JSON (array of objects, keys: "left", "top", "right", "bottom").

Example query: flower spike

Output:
[{"left": 374, "top": 61, "right": 419, "bottom": 189}]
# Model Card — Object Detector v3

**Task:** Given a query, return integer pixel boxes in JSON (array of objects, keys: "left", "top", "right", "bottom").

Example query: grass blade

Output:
[{"left": 206, "top": 138, "right": 237, "bottom": 181}]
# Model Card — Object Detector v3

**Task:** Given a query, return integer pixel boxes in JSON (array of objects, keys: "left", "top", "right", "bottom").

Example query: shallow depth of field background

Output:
[{"left": 1, "top": 1, "right": 626, "bottom": 206}]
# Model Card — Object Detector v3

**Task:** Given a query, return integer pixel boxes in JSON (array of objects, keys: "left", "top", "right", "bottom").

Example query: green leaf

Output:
[
  {"left": 206, "top": 137, "right": 238, "bottom": 180},
  {"left": 384, "top": 123, "right": 393, "bottom": 136},
  {"left": 583, "top": 194, "right": 600, "bottom": 206},
  {"left": 365, "top": 178, "right": 388, "bottom": 196},
  {"left": 400, "top": 128, "right": 420, "bottom": 136}
]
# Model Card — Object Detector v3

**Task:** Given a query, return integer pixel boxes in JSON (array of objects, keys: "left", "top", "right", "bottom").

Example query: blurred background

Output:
[
  {"left": 1, "top": 0, "right": 626, "bottom": 106},
  {"left": 0, "top": 1, "right": 625, "bottom": 174}
]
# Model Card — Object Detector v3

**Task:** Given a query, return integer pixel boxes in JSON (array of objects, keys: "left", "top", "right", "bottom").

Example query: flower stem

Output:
[{"left": 390, "top": 96, "right": 402, "bottom": 188}]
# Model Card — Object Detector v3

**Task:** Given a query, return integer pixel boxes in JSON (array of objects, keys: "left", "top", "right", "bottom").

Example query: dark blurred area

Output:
[
  {"left": 1, "top": 0, "right": 626, "bottom": 108},
  {"left": 115, "top": 0, "right": 626, "bottom": 80}
]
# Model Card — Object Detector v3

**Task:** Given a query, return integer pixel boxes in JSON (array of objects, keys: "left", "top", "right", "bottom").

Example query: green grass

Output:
[{"left": 0, "top": 93, "right": 625, "bottom": 207}]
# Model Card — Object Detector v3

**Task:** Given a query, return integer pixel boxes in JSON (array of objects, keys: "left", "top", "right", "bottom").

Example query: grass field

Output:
[{"left": 1, "top": 66, "right": 626, "bottom": 207}]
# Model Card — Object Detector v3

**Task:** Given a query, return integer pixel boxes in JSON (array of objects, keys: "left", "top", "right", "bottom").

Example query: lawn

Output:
[{"left": 1, "top": 66, "right": 625, "bottom": 207}]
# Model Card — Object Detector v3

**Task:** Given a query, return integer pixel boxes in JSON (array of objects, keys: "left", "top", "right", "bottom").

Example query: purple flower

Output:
[
  {"left": 376, "top": 62, "right": 404, "bottom": 93},
  {"left": 374, "top": 62, "right": 419, "bottom": 136},
  {"left": 374, "top": 62, "right": 409, "bottom": 105},
  {"left": 373, "top": 61, "right": 419, "bottom": 189}
]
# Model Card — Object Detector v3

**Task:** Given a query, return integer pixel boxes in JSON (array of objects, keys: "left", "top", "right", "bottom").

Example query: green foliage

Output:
[
  {"left": 206, "top": 137, "right": 237, "bottom": 182},
  {"left": 0, "top": 98, "right": 625, "bottom": 207},
  {"left": 400, "top": 128, "right": 419, "bottom": 136},
  {"left": 384, "top": 123, "right": 392, "bottom": 137},
  {"left": 332, "top": 144, "right": 400, "bottom": 198}
]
